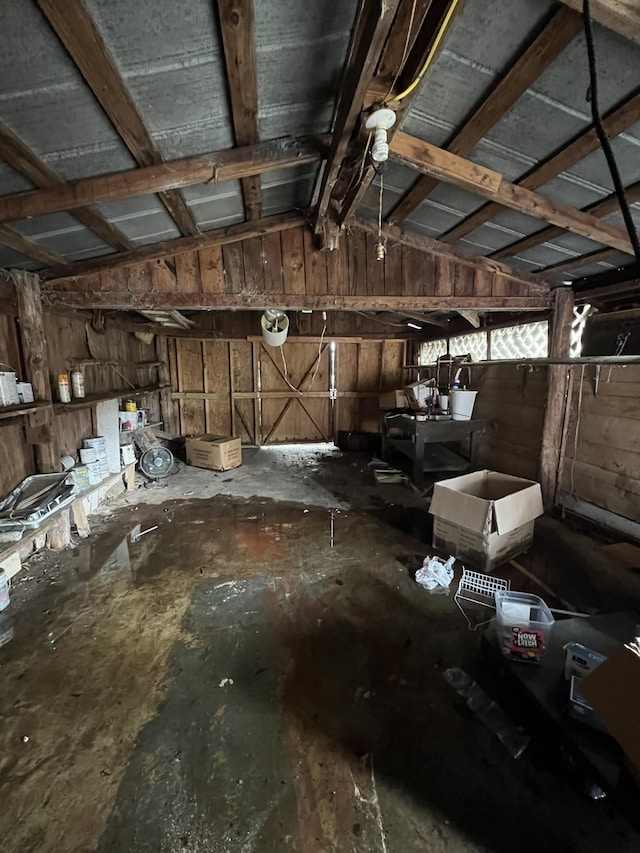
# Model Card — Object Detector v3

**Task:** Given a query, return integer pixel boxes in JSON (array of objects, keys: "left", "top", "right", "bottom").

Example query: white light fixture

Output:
[
  {"left": 301, "top": 309, "right": 313, "bottom": 314},
  {"left": 261, "top": 309, "right": 289, "bottom": 347},
  {"left": 365, "top": 108, "right": 396, "bottom": 163},
  {"left": 406, "top": 321, "right": 422, "bottom": 330}
]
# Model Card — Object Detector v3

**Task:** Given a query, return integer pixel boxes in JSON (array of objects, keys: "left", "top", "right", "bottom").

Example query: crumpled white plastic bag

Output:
[{"left": 415, "top": 555, "right": 455, "bottom": 595}]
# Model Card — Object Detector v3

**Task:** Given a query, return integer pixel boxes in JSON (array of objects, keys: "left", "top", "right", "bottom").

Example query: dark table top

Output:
[{"left": 483, "top": 611, "right": 639, "bottom": 791}]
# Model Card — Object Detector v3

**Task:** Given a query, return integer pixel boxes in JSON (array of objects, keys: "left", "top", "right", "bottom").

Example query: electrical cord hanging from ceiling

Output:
[{"left": 583, "top": 0, "right": 640, "bottom": 261}]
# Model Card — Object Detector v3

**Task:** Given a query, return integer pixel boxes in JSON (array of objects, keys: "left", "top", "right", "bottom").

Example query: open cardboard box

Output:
[{"left": 429, "top": 470, "right": 543, "bottom": 573}]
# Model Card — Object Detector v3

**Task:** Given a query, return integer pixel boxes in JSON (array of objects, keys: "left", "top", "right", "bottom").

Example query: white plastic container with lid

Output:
[
  {"left": 71, "top": 370, "right": 85, "bottom": 399},
  {"left": 495, "top": 590, "right": 554, "bottom": 663}
]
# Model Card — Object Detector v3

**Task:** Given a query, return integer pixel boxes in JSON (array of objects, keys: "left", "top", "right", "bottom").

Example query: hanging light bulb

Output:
[
  {"left": 365, "top": 108, "right": 396, "bottom": 162},
  {"left": 376, "top": 240, "right": 385, "bottom": 261}
]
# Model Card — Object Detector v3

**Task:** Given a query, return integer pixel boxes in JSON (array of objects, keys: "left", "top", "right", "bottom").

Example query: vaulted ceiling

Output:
[{"left": 0, "top": 0, "right": 638, "bottom": 308}]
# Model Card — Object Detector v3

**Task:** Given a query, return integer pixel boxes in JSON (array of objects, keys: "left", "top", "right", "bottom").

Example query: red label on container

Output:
[{"left": 509, "top": 626, "right": 545, "bottom": 659}]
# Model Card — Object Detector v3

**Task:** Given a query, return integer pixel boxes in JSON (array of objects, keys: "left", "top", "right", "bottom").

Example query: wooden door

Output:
[{"left": 258, "top": 341, "right": 332, "bottom": 444}]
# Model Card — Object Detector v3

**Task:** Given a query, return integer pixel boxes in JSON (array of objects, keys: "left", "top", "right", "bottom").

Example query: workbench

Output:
[{"left": 381, "top": 412, "right": 486, "bottom": 488}]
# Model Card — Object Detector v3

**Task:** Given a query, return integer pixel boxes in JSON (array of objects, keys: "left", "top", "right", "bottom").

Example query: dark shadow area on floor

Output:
[{"left": 97, "top": 561, "right": 640, "bottom": 853}]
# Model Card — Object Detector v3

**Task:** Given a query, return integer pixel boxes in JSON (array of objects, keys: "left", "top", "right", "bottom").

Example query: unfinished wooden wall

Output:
[
  {"left": 167, "top": 335, "right": 407, "bottom": 443},
  {"left": 44, "top": 314, "right": 161, "bottom": 457},
  {"left": 473, "top": 364, "right": 547, "bottom": 481},
  {"left": 559, "top": 364, "right": 640, "bottom": 522},
  {"left": 0, "top": 311, "right": 36, "bottom": 491},
  {"left": 51, "top": 224, "right": 543, "bottom": 306}
]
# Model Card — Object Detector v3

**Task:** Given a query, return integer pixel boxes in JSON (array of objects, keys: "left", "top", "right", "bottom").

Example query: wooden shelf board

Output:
[
  {"left": 53, "top": 384, "right": 162, "bottom": 413},
  {"left": 0, "top": 402, "right": 50, "bottom": 421}
]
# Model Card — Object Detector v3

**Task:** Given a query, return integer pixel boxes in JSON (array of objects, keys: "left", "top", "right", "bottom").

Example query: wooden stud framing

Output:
[
  {"left": 390, "top": 131, "right": 636, "bottom": 255},
  {"left": 387, "top": 5, "right": 582, "bottom": 224},
  {"left": 440, "top": 89, "right": 640, "bottom": 244},
  {"left": 492, "top": 180, "right": 640, "bottom": 262},
  {"left": 314, "top": 0, "right": 401, "bottom": 234},
  {"left": 0, "top": 136, "right": 327, "bottom": 225},
  {"left": 0, "top": 122, "right": 132, "bottom": 251},
  {"left": 13, "top": 270, "right": 58, "bottom": 472},
  {"left": 539, "top": 287, "right": 574, "bottom": 508},
  {"left": 0, "top": 225, "right": 65, "bottom": 266},
  {"left": 37, "top": 0, "right": 199, "bottom": 237},
  {"left": 218, "top": 0, "right": 262, "bottom": 220}
]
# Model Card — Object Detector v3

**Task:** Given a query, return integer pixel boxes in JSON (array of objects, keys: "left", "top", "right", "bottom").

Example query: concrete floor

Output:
[{"left": 1, "top": 446, "right": 640, "bottom": 852}]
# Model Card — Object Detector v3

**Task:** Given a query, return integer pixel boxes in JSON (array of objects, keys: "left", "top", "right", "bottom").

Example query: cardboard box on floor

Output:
[
  {"left": 379, "top": 390, "right": 407, "bottom": 410},
  {"left": 186, "top": 435, "right": 242, "bottom": 472},
  {"left": 429, "top": 470, "right": 543, "bottom": 573},
  {"left": 581, "top": 645, "right": 640, "bottom": 776}
]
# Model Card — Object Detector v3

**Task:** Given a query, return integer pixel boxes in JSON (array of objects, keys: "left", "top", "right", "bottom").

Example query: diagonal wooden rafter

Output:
[
  {"left": 560, "top": 0, "right": 640, "bottom": 48},
  {"left": 386, "top": 5, "right": 582, "bottom": 225},
  {"left": 440, "top": 88, "right": 640, "bottom": 244},
  {"left": 389, "top": 131, "right": 635, "bottom": 255},
  {"left": 336, "top": 0, "right": 463, "bottom": 229},
  {"left": 0, "top": 122, "right": 132, "bottom": 251},
  {"left": 491, "top": 179, "right": 640, "bottom": 261},
  {"left": 37, "top": 0, "right": 199, "bottom": 237},
  {"left": 0, "top": 136, "right": 328, "bottom": 224},
  {"left": 0, "top": 224, "right": 66, "bottom": 266},
  {"left": 535, "top": 246, "right": 621, "bottom": 277},
  {"left": 43, "top": 212, "right": 304, "bottom": 280},
  {"left": 313, "top": 0, "right": 402, "bottom": 239},
  {"left": 217, "top": 0, "right": 262, "bottom": 221}
]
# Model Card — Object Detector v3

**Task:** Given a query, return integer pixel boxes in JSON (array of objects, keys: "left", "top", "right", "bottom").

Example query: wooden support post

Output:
[
  {"left": 539, "top": 287, "right": 574, "bottom": 509},
  {"left": 71, "top": 498, "right": 91, "bottom": 539},
  {"left": 14, "top": 270, "right": 59, "bottom": 473},
  {"left": 155, "top": 335, "right": 177, "bottom": 435},
  {"left": 47, "top": 509, "right": 71, "bottom": 550}
]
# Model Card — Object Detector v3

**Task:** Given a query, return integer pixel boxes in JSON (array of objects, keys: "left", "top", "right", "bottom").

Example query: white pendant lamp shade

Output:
[{"left": 261, "top": 309, "right": 289, "bottom": 347}]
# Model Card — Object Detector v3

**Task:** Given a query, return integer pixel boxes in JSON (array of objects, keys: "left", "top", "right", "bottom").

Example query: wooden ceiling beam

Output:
[
  {"left": 37, "top": 0, "right": 199, "bottom": 237},
  {"left": 0, "top": 136, "right": 328, "bottom": 224},
  {"left": 337, "top": 0, "right": 463, "bottom": 229},
  {"left": 441, "top": 88, "right": 640, "bottom": 243},
  {"left": 492, "top": 180, "right": 640, "bottom": 261},
  {"left": 536, "top": 246, "right": 621, "bottom": 277},
  {"left": 560, "top": 1, "right": 640, "bottom": 48},
  {"left": 0, "top": 123, "right": 132, "bottom": 251},
  {"left": 46, "top": 291, "right": 548, "bottom": 312},
  {"left": 355, "top": 216, "right": 550, "bottom": 291},
  {"left": 0, "top": 225, "right": 66, "bottom": 266},
  {"left": 218, "top": 0, "right": 262, "bottom": 221},
  {"left": 313, "top": 0, "right": 402, "bottom": 237},
  {"left": 387, "top": 5, "right": 582, "bottom": 225},
  {"left": 42, "top": 212, "right": 304, "bottom": 280},
  {"left": 374, "top": 0, "right": 433, "bottom": 90},
  {"left": 390, "top": 131, "right": 635, "bottom": 255}
]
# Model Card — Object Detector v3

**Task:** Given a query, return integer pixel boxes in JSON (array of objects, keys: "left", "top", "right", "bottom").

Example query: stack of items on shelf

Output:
[
  {"left": 0, "top": 364, "right": 33, "bottom": 407},
  {"left": 56, "top": 369, "right": 85, "bottom": 402},
  {"left": 119, "top": 398, "right": 148, "bottom": 431},
  {"left": 76, "top": 436, "right": 109, "bottom": 486}
]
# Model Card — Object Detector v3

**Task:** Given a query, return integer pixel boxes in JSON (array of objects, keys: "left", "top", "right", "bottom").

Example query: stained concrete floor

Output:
[{"left": 1, "top": 446, "right": 640, "bottom": 852}]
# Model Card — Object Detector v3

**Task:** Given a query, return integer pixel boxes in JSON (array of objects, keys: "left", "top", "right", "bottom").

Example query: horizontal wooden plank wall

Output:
[
  {"left": 169, "top": 336, "right": 407, "bottom": 442},
  {"left": 559, "top": 365, "right": 640, "bottom": 522},
  {"left": 0, "top": 311, "right": 36, "bottom": 493},
  {"left": 473, "top": 364, "right": 547, "bottom": 481},
  {"left": 49, "top": 224, "right": 547, "bottom": 308}
]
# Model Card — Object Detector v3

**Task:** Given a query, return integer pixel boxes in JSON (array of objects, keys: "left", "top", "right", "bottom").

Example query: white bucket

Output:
[
  {"left": 86, "top": 461, "right": 102, "bottom": 485},
  {"left": 79, "top": 447, "right": 97, "bottom": 463},
  {"left": 0, "top": 568, "right": 10, "bottom": 611},
  {"left": 84, "top": 436, "right": 107, "bottom": 451},
  {"left": 261, "top": 311, "right": 289, "bottom": 347},
  {"left": 450, "top": 390, "right": 477, "bottom": 421}
]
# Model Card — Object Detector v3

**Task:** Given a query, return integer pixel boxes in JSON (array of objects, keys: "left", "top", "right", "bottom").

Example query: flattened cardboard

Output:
[
  {"left": 186, "top": 435, "right": 242, "bottom": 472},
  {"left": 581, "top": 646, "right": 640, "bottom": 772}
]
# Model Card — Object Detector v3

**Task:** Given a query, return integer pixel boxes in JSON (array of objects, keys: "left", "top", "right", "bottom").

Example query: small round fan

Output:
[{"left": 139, "top": 447, "right": 175, "bottom": 485}]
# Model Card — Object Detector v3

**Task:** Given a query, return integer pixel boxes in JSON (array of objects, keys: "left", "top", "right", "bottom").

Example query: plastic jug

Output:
[{"left": 0, "top": 568, "right": 10, "bottom": 611}]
